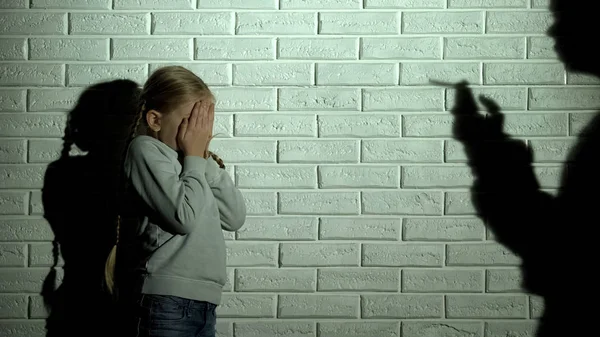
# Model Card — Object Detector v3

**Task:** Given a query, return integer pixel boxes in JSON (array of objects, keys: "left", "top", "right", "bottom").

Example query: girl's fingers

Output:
[
  {"left": 178, "top": 118, "right": 188, "bottom": 140},
  {"left": 189, "top": 101, "right": 200, "bottom": 128}
]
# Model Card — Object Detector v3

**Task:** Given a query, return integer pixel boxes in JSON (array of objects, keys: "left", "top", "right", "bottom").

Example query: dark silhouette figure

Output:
[
  {"left": 448, "top": 1, "right": 598, "bottom": 336},
  {"left": 41, "top": 79, "right": 141, "bottom": 337}
]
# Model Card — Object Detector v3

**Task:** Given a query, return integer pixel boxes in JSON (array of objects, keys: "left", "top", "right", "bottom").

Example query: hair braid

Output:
[{"left": 208, "top": 151, "right": 225, "bottom": 169}]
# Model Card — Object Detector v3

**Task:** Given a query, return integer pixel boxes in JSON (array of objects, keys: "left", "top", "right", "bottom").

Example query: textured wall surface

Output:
[{"left": 0, "top": 0, "right": 595, "bottom": 336}]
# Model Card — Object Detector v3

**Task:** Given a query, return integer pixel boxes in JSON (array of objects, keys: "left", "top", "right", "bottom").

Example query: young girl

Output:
[{"left": 106, "top": 66, "right": 246, "bottom": 337}]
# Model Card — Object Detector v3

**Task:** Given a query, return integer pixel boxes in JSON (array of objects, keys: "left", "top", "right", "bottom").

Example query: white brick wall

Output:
[{"left": 0, "top": 0, "right": 591, "bottom": 336}]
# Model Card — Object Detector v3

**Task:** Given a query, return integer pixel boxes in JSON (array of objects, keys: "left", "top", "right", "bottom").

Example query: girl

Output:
[{"left": 106, "top": 66, "right": 246, "bottom": 337}]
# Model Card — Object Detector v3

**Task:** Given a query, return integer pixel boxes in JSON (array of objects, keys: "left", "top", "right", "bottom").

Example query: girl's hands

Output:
[{"left": 177, "top": 101, "right": 214, "bottom": 158}]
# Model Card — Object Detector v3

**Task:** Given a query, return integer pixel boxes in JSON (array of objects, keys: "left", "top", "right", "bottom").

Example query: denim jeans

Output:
[{"left": 130, "top": 294, "right": 217, "bottom": 337}]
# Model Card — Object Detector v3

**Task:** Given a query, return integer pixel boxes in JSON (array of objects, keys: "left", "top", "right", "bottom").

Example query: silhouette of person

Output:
[
  {"left": 41, "top": 79, "right": 141, "bottom": 337},
  {"left": 447, "top": 1, "right": 598, "bottom": 336}
]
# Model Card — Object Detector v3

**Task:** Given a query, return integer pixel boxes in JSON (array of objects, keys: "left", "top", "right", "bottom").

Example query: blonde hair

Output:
[{"left": 104, "top": 66, "right": 225, "bottom": 296}]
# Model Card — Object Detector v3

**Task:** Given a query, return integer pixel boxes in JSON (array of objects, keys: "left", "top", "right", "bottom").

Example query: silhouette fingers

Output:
[{"left": 451, "top": 81, "right": 479, "bottom": 117}]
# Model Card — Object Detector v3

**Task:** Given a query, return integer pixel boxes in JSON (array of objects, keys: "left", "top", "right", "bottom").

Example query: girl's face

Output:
[{"left": 145, "top": 99, "right": 200, "bottom": 152}]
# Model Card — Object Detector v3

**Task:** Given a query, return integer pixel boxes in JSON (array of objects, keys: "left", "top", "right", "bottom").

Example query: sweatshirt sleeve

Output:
[
  {"left": 125, "top": 139, "right": 214, "bottom": 235},
  {"left": 205, "top": 157, "right": 247, "bottom": 232}
]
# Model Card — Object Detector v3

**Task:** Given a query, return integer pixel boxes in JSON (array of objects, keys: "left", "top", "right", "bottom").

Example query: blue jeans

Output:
[{"left": 131, "top": 294, "right": 217, "bottom": 337}]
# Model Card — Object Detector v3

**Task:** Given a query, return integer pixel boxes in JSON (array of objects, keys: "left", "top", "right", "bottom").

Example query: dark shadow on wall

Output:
[
  {"left": 447, "top": 1, "right": 599, "bottom": 336},
  {"left": 41, "top": 79, "right": 141, "bottom": 337}
]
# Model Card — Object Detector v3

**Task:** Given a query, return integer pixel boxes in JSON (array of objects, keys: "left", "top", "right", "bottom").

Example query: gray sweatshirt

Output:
[{"left": 121, "top": 135, "right": 246, "bottom": 305}]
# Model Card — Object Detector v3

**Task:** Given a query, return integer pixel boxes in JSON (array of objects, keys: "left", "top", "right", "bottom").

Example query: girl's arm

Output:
[
  {"left": 125, "top": 138, "right": 214, "bottom": 235},
  {"left": 205, "top": 157, "right": 246, "bottom": 232}
]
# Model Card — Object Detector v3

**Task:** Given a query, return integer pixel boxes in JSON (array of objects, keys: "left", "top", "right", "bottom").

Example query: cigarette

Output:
[{"left": 428, "top": 79, "right": 469, "bottom": 88}]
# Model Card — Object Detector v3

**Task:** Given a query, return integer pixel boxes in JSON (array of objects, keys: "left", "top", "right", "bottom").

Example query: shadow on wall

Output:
[
  {"left": 447, "top": 0, "right": 598, "bottom": 336},
  {"left": 40, "top": 79, "right": 141, "bottom": 337}
]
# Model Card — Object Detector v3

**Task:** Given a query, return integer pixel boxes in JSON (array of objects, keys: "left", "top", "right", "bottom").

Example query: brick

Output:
[
  {"left": 196, "top": 38, "right": 274, "bottom": 60},
  {"left": 212, "top": 88, "right": 275, "bottom": 111},
  {"left": 528, "top": 37, "right": 557, "bottom": 59},
  {"left": 365, "top": 0, "right": 445, "bottom": 8},
  {"left": 280, "top": 243, "right": 359, "bottom": 266},
  {"left": 319, "top": 115, "right": 399, "bottom": 138},
  {"left": 198, "top": 0, "right": 277, "bottom": 9},
  {"left": 362, "top": 294, "right": 443, "bottom": 318},
  {"left": 318, "top": 268, "right": 399, "bottom": 292},
  {"left": 531, "top": 0, "right": 549, "bottom": 7},
  {"left": 71, "top": 13, "right": 148, "bottom": 35},
  {"left": 403, "top": 269, "right": 484, "bottom": 293},
  {"left": 236, "top": 165, "right": 316, "bottom": 189},
  {"left": 278, "top": 294, "right": 359, "bottom": 318},
  {"left": 361, "top": 191, "right": 443, "bottom": 215},
  {"left": 445, "top": 140, "right": 466, "bottom": 163},
  {"left": 150, "top": 63, "right": 230, "bottom": 86},
  {"left": 216, "top": 322, "right": 232, "bottom": 337},
  {"left": 279, "top": 192, "right": 360, "bottom": 215},
  {"left": 448, "top": 0, "right": 527, "bottom": 7},
  {"left": 403, "top": 217, "right": 484, "bottom": 241},
  {"left": 29, "top": 191, "right": 43, "bottom": 215},
  {"left": 445, "top": 192, "right": 476, "bottom": 215},
  {"left": 363, "top": 88, "right": 443, "bottom": 111},
  {"left": 447, "top": 243, "right": 521, "bottom": 266},
  {"left": 485, "top": 321, "right": 538, "bottom": 337},
  {"left": 446, "top": 87, "right": 527, "bottom": 110},
  {"left": 210, "top": 140, "right": 275, "bottom": 163},
  {"left": 319, "top": 217, "right": 400, "bottom": 241},
  {"left": 403, "top": 11, "right": 483, "bottom": 34},
  {"left": 0, "top": 244, "right": 26, "bottom": 267},
  {"left": 153, "top": 12, "right": 232, "bottom": 35},
  {"left": 0, "top": 38, "right": 26, "bottom": 60},
  {"left": 279, "top": 88, "right": 360, "bottom": 111},
  {"left": 29, "top": 295, "right": 47, "bottom": 318},
  {"left": 0, "top": 219, "right": 53, "bottom": 241},
  {"left": 67, "top": 63, "right": 147, "bottom": 87},
  {"left": 237, "top": 217, "right": 316, "bottom": 240},
  {"left": 0, "top": 294, "right": 27, "bottom": 318},
  {"left": 319, "top": 322, "right": 399, "bottom": 337},
  {"left": 484, "top": 62, "right": 564, "bottom": 84},
  {"left": 362, "top": 140, "right": 442, "bottom": 163},
  {"left": 233, "top": 63, "right": 312, "bottom": 86},
  {"left": 503, "top": 114, "right": 567, "bottom": 137},
  {"left": 112, "top": 38, "right": 190, "bottom": 60},
  {"left": 0, "top": 321, "right": 46, "bottom": 337},
  {"left": 278, "top": 37, "right": 357, "bottom": 60},
  {"left": 235, "top": 114, "right": 315, "bottom": 137},
  {"left": 278, "top": 140, "right": 359, "bottom": 163},
  {"left": 236, "top": 268, "right": 315, "bottom": 292},
  {"left": 486, "top": 268, "right": 522, "bottom": 293},
  {"left": 401, "top": 62, "right": 480, "bottom": 85},
  {"left": 444, "top": 37, "right": 525, "bottom": 60},
  {"left": 0, "top": 268, "right": 55, "bottom": 292},
  {"left": 28, "top": 139, "right": 63, "bottom": 164},
  {"left": 570, "top": 113, "right": 596, "bottom": 136},
  {"left": 237, "top": 12, "right": 315, "bottom": 35},
  {"left": 0, "top": 165, "right": 47, "bottom": 189},
  {"left": 1, "top": 114, "right": 67, "bottom": 138},
  {"left": 530, "top": 87, "right": 600, "bottom": 110},
  {"left": 0, "top": 64, "right": 64, "bottom": 86},
  {"left": 0, "top": 0, "right": 28, "bottom": 8},
  {"left": 28, "top": 88, "right": 82, "bottom": 112},
  {"left": 29, "top": 243, "right": 63, "bottom": 267},
  {"left": 282, "top": 0, "right": 361, "bottom": 8},
  {"left": 530, "top": 296, "right": 544, "bottom": 318},
  {"left": 402, "top": 322, "right": 483, "bottom": 337},
  {"left": 0, "top": 12, "right": 66, "bottom": 35},
  {"left": 115, "top": 0, "right": 193, "bottom": 9},
  {"left": 362, "top": 243, "right": 443, "bottom": 267},
  {"left": 446, "top": 295, "right": 527, "bottom": 318},
  {"left": 567, "top": 72, "right": 600, "bottom": 85},
  {"left": 242, "top": 191, "right": 276, "bottom": 215},
  {"left": 529, "top": 139, "right": 575, "bottom": 162},
  {"left": 218, "top": 294, "right": 275, "bottom": 318},
  {"left": 214, "top": 114, "right": 233, "bottom": 138},
  {"left": 318, "top": 165, "right": 398, "bottom": 189},
  {"left": 402, "top": 114, "right": 452, "bottom": 137},
  {"left": 32, "top": 0, "right": 111, "bottom": 8},
  {"left": 535, "top": 166, "right": 562, "bottom": 188},
  {"left": 0, "top": 192, "right": 26, "bottom": 215},
  {"left": 0, "top": 90, "right": 25, "bottom": 112},
  {"left": 0, "top": 139, "right": 26, "bottom": 164},
  {"left": 234, "top": 322, "right": 315, "bottom": 337},
  {"left": 402, "top": 166, "right": 473, "bottom": 188},
  {"left": 486, "top": 11, "right": 552, "bottom": 34},
  {"left": 30, "top": 38, "right": 108, "bottom": 61},
  {"left": 318, "top": 12, "right": 399, "bottom": 35},
  {"left": 226, "top": 242, "right": 277, "bottom": 267},
  {"left": 316, "top": 63, "right": 398, "bottom": 86},
  {"left": 362, "top": 37, "right": 441, "bottom": 59}
]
